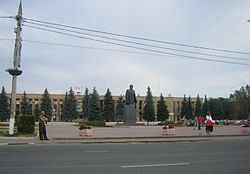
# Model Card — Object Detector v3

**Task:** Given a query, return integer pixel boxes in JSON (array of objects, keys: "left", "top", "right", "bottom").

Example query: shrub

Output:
[
  {"left": 16, "top": 115, "right": 35, "bottom": 134},
  {"left": 79, "top": 120, "right": 106, "bottom": 127},
  {"left": 159, "top": 121, "right": 175, "bottom": 126}
]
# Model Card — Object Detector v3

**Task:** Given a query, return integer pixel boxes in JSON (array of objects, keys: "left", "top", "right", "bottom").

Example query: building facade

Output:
[{"left": 7, "top": 93, "right": 199, "bottom": 122}]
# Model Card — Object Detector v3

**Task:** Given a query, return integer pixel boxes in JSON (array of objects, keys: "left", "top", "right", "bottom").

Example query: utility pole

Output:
[{"left": 6, "top": 0, "right": 23, "bottom": 135}]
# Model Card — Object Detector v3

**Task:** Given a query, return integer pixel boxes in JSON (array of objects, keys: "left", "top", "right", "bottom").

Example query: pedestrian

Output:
[
  {"left": 181, "top": 115, "right": 187, "bottom": 127},
  {"left": 205, "top": 112, "right": 214, "bottom": 135},
  {"left": 197, "top": 115, "right": 203, "bottom": 130},
  {"left": 39, "top": 111, "right": 49, "bottom": 140},
  {"left": 193, "top": 115, "right": 198, "bottom": 130}
]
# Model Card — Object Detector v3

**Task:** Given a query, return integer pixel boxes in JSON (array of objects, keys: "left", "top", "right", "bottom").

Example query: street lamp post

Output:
[{"left": 7, "top": 1, "right": 23, "bottom": 135}]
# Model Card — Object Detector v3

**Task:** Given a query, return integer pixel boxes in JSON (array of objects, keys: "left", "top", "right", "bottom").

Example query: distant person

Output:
[
  {"left": 205, "top": 112, "right": 214, "bottom": 135},
  {"left": 39, "top": 111, "right": 49, "bottom": 140},
  {"left": 197, "top": 115, "right": 203, "bottom": 130},
  {"left": 181, "top": 115, "right": 187, "bottom": 127},
  {"left": 193, "top": 115, "right": 198, "bottom": 130}
]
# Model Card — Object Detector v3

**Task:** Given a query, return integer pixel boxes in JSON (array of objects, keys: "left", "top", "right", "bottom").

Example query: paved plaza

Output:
[{"left": 0, "top": 122, "right": 250, "bottom": 145}]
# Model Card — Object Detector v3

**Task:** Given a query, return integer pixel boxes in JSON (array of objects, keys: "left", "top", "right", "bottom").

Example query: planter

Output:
[
  {"left": 241, "top": 127, "right": 250, "bottom": 134},
  {"left": 162, "top": 127, "right": 175, "bottom": 135},
  {"left": 79, "top": 129, "right": 93, "bottom": 136}
]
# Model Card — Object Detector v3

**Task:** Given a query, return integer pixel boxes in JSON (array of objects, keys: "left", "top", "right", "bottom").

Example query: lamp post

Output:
[{"left": 7, "top": 0, "right": 23, "bottom": 135}]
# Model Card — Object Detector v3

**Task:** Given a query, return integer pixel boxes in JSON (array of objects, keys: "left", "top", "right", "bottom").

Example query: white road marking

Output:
[
  {"left": 84, "top": 151, "right": 109, "bottom": 153},
  {"left": 121, "top": 162, "right": 191, "bottom": 168}
]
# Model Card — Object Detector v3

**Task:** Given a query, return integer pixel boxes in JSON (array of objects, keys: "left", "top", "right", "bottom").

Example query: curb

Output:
[{"left": 1, "top": 134, "right": 250, "bottom": 145}]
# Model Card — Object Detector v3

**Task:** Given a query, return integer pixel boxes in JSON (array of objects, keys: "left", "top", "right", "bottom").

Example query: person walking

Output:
[
  {"left": 39, "top": 111, "right": 49, "bottom": 140},
  {"left": 205, "top": 112, "right": 214, "bottom": 135},
  {"left": 193, "top": 115, "right": 198, "bottom": 130}
]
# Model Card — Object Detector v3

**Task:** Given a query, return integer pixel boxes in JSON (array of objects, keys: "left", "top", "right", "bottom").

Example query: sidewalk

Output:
[{"left": 1, "top": 123, "right": 250, "bottom": 145}]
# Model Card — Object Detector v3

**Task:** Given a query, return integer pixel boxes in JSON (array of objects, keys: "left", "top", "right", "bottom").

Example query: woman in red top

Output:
[{"left": 197, "top": 115, "right": 203, "bottom": 130}]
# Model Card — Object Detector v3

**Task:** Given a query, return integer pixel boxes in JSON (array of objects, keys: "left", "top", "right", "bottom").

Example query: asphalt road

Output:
[{"left": 0, "top": 139, "right": 250, "bottom": 174}]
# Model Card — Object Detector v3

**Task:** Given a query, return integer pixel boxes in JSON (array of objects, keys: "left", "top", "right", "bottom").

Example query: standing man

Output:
[{"left": 39, "top": 111, "right": 49, "bottom": 140}]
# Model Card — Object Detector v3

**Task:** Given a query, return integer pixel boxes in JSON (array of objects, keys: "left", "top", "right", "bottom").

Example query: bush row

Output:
[
  {"left": 79, "top": 120, "right": 106, "bottom": 127},
  {"left": 16, "top": 115, "right": 35, "bottom": 134}
]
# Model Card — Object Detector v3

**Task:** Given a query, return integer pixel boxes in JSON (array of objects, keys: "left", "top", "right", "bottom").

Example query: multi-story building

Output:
[{"left": 7, "top": 93, "right": 199, "bottom": 122}]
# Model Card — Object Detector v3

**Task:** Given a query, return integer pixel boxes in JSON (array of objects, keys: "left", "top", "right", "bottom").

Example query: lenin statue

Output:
[{"left": 124, "top": 84, "right": 137, "bottom": 125}]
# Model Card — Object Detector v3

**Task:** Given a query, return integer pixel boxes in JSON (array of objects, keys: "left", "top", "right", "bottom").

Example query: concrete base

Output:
[{"left": 123, "top": 104, "right": 136, "bottom": 125}]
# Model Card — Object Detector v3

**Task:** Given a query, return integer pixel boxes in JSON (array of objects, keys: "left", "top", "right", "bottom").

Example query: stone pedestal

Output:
[{"left": 123, "top": 104, "right": 136, "bottom": 125}]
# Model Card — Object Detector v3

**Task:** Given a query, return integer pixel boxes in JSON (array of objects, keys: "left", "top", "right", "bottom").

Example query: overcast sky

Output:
[{"left": 1, "top": 0, "right": 250, "bottom": 98}]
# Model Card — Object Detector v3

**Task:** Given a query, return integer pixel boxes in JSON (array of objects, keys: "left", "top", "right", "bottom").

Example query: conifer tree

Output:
[
  {"left": 203, "top": 95, "right": 209, "bottom": 116},
  {"left": 34, "top": 103, "right": 40, "bottom": 121},
  {"left": 195, "top": 94, "right": 202, "bottom": 116},
  {"left": 68, "top": 87, "right": 78, "bottom": 120},
  {"left": 62, "top": 88, "right": 78, "bottom": 121},
  {"left": 143, "top": 87, "right": 155, "bottom": 123},
  {"left": 157, "top": 94, "right": 169, "bottom": 121},
  {"left": 103, "top": 88, "right": 114, "bottom": 121},
  {"left": 88, "top": 87, "right": 102, "bottom": 121},
  {"left": 115, "top": 95, "right": 124, "bottom": 122},
  {"left": 40, "top": 88, "right": 52, "bottom": 121},
  {"left": 0, "top": 87, "right": 10, "bottom": 121},
  {"left": 187, "top": 96, "right": 193, "bottom": 119},
  {"left": 82, "top": 88, "right": 90, "bottom": 119},
  {"left": 181, "top": 95, "right": 188, "bottom": 118},
  {"left": 20, "top": 91, "right": 32, "bottom": 115}
]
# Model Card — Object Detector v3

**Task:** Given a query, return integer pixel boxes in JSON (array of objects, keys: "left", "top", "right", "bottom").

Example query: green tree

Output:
[
  {"left": 156, "top": 94, "right": 169, "bottom": 121},
  {"left": 195, "top": 94, "right": 202, "bottom": 116},
  {"left": 20, "top": 91, "right": 32, "bottom": 115},
  {"left": 208, "top": 97, "right": 230, "bottom": 120},
  {"left": 181, "top": 95, "right": 188, "bottom": 118},
  {"left": 103, "top": 88, "right": 114, "bottom": 121},
  {"left": 186, "top": 96, "right": 193, "bottom": 119},
  {"left": 34, "top": 103, "right": 40, "bottom": 121},
  {"left": 143, "top": 87, "right": 155, "bottom": 123},
  {"left": 88, "top": 87, "right": 102, "bottom": 121},
  {"left": 40, "top": 88, "right": 52, "bottom": 121},
  {"left": 0, "top": 87, "right": 10, "bottom": 121},
  {"left": 62, "top": 88, "right": 78, "bottom": 121},
  {"left": 203, "top": 95, "right": 209, "bottom": 117},
  {"left": 115, "top": 95, "right": 124, "bottom": 122},
  {"left": 230, "top": 85, "right": 250, "bottom": 119},
  {"left": 82, "top": 88, "right": 90, "bottom": 119}
]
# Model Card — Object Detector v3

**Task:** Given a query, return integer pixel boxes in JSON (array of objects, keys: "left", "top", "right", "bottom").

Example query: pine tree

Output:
[
  {"left": 181, "top": 95, "right": 188, "bottom": 118},
  {"left": 0, "top": 87, "right": 10, "bottom": 121},
  {"left": 103, "top": 88, "right": 114, "bottom": 121},
  {"left": 20, "top": 91, "right": 32, "bottom": 115},
  {"left": 203, "top": 95, "right": 209, "bottom": 116},
  {"left": 40, "top": 88, "right": 52, "bottom": 121},
  {"left": 88, "top": 87, "right": 102, "bottom": 121},
  {"left": 62, "top": 88, "right": 78, "bottom": 121},
  {"left": 187, "top": 96, "right": 193, "bottom": 119},
  {"left": 115, "top": 95, "right": 124, "bottom": 122},
  {"left": 68, "top": 87, "right": 78, "bottom": 120},
  {"left": 156, "top": 94, "right": 169, "bottom": 121},
  {"left": 82, "top": 88, "right": 90, "bottom": 119},
  {"left": 195, "top": 94, "right": 202, "bottom": 116},
  {"left": 143, "top": 87, "right": 155, "bottom": 123},
  {"left": 34, "top": 103, "right": 40, "bottom": 121}
]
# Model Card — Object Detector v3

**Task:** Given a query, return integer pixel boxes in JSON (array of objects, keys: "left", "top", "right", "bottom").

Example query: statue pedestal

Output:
[{"left": 124, "top": 104, "right": 136, "bottom": 125}]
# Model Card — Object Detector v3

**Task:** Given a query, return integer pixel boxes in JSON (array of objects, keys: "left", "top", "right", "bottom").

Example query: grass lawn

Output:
[{"left": 0, "top": 123, "right": 39, "bottom": 137}]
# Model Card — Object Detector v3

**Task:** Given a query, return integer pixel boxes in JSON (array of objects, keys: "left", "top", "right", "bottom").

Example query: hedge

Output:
[{"left": 16, "top": 115, "right": 35, "bottom": 134}]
